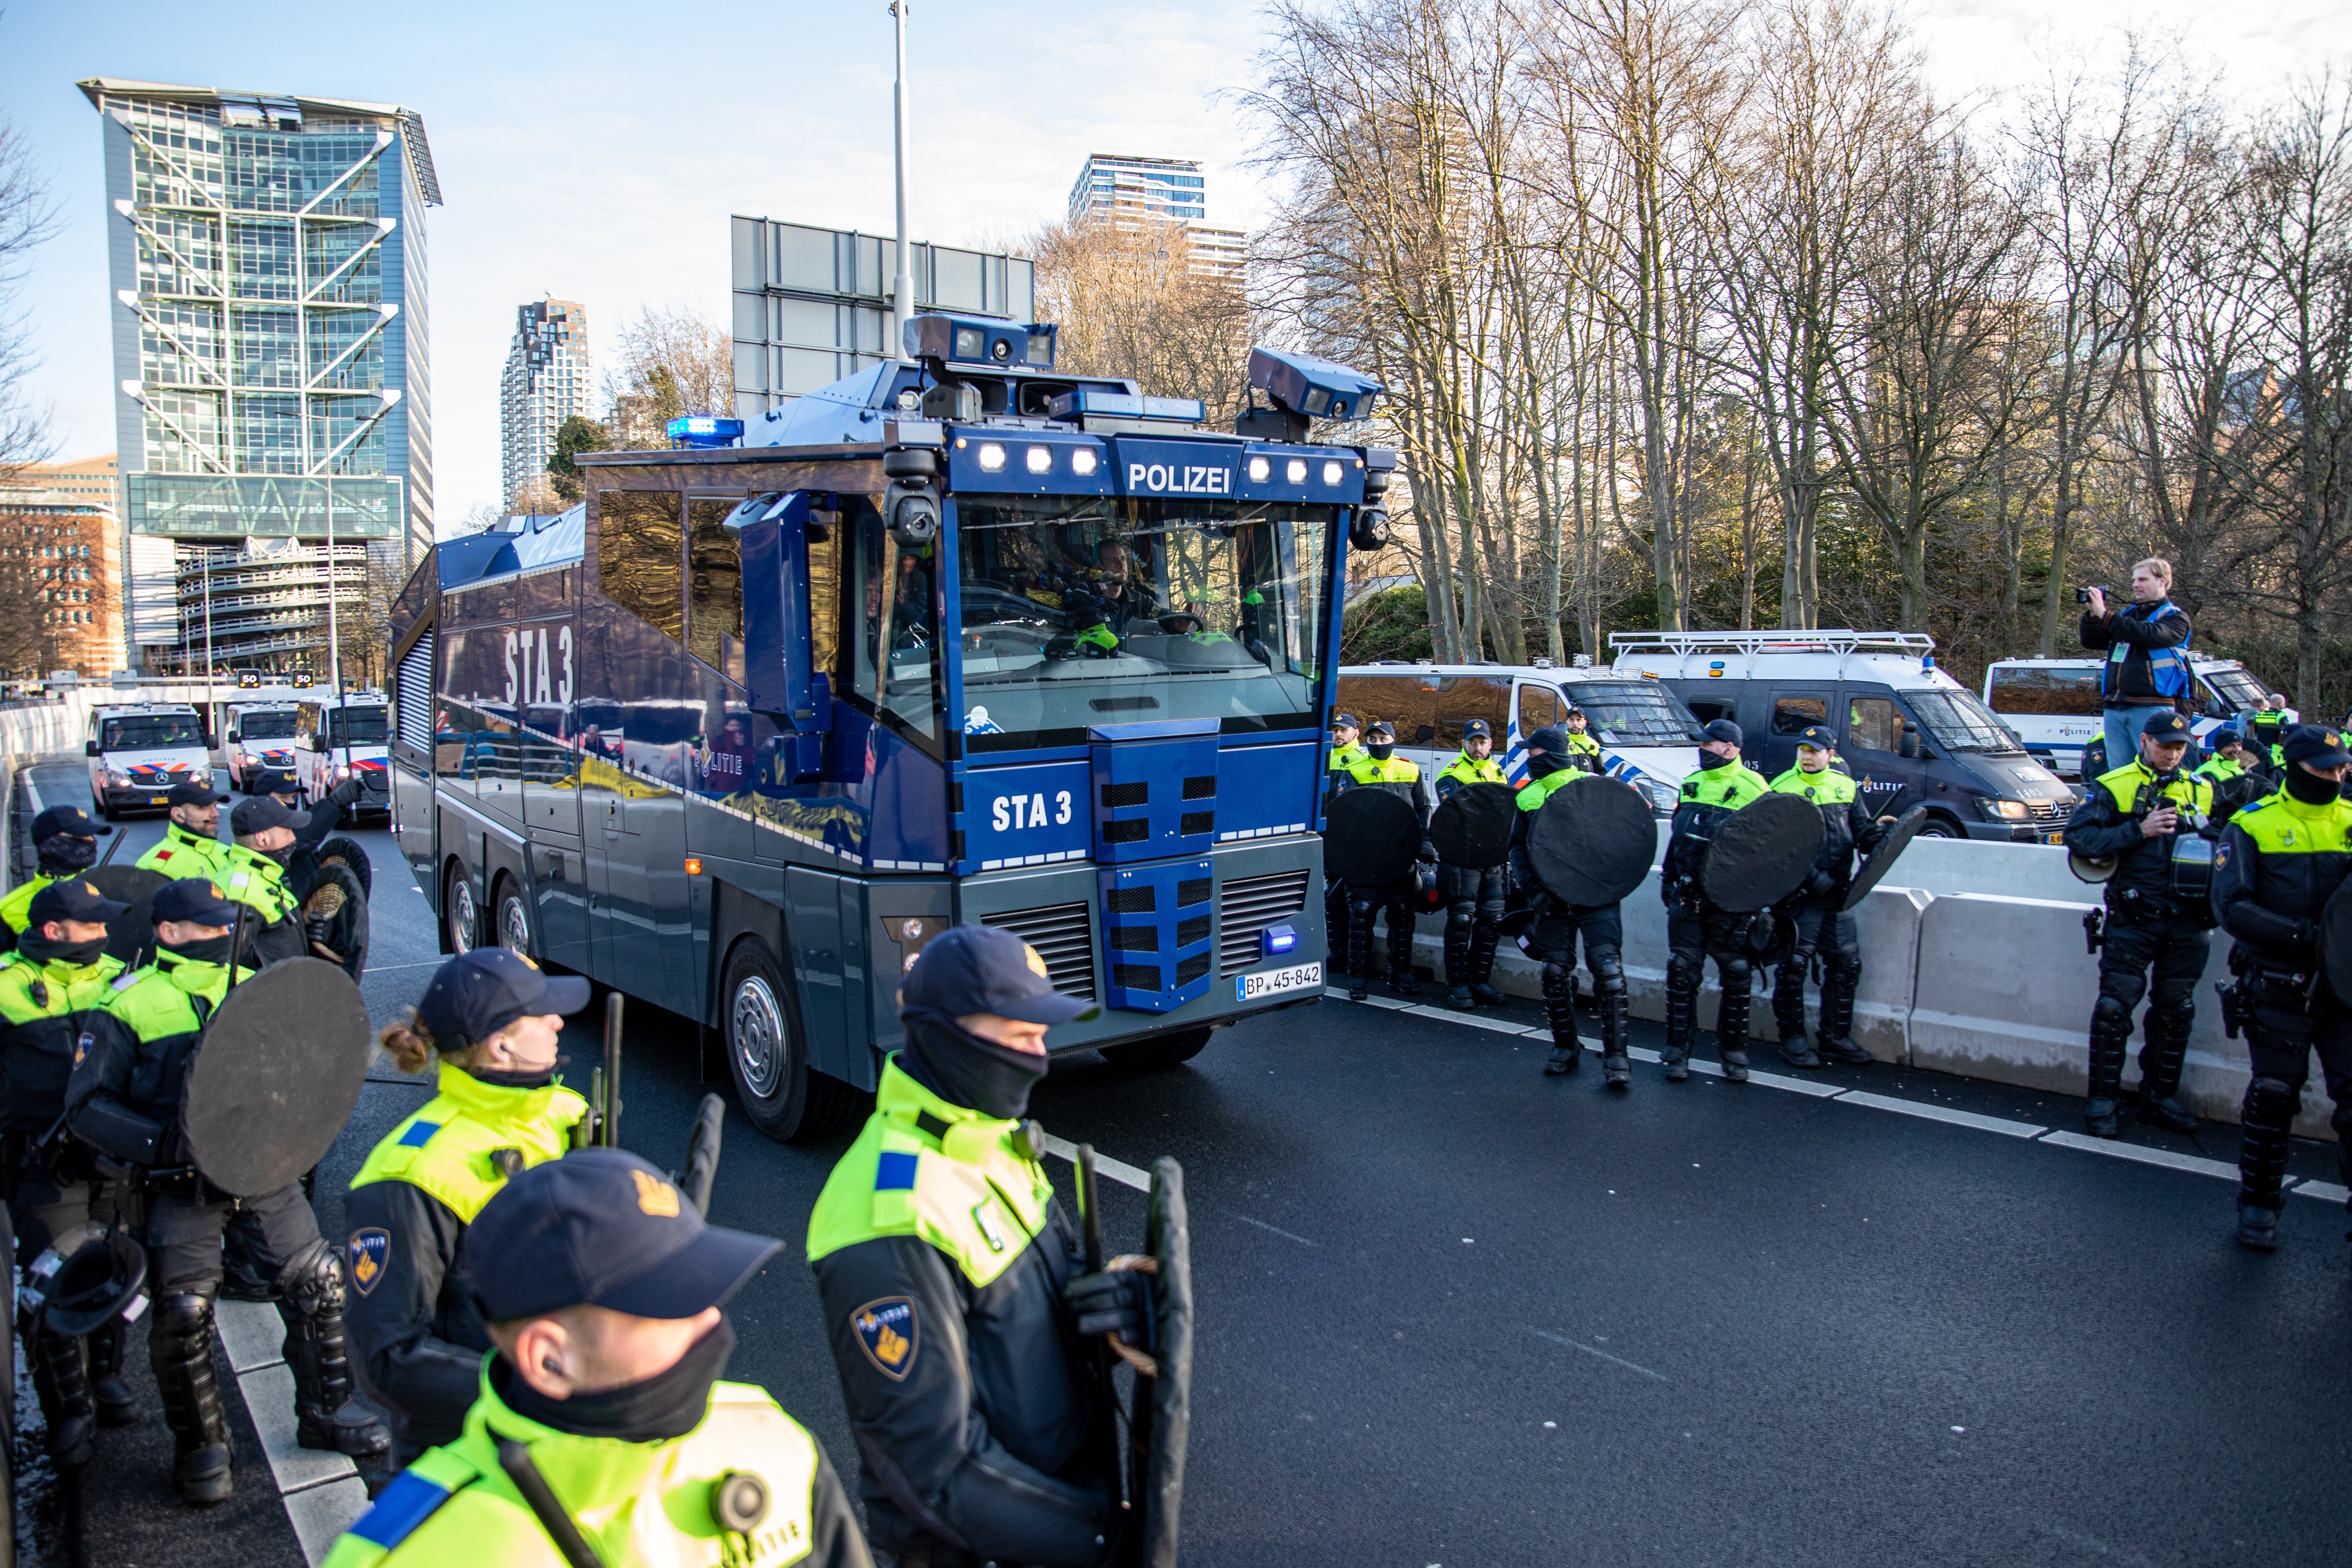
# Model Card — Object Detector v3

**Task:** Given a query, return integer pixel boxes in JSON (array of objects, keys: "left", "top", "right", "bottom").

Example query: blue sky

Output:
[{"left": 0, "top": 0, "right": 2335, "bottom": 529}]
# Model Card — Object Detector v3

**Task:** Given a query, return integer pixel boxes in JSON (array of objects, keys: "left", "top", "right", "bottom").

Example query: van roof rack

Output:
[{"left": 1609, "top": 629, "right": 1937, "bottom": 680}]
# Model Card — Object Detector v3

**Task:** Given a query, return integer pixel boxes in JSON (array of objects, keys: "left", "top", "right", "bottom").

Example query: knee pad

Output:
[
  {"left": 154, "top": 1292, "right": 214, "bottom": 1338},
  {"left": 1347, "top": 893, "right": 1379, "bottom": 921},
  {"left": 1445, "top": 904, "right": 1475, "bottom": 933},
  {"left": 2091, "top": 997, "right": 2132, "bottom": 1036},
  {"left": 1719, "top": 957, "right": 1751, "bottom": 994},
  {"left": 1539, "top": 960, "right": 1573, "bottom": 991},
  {"left": 2244, "top": 1075, "right": 2301, "bottom": 1126},
  {"left": 1667, "top": 951, "right": 1700, "bottom": 987},
  {"left": 1591, "top": 951, "right": 1625, "bottom": 994},
  {"left": 275, "top": 1239, "right": 344, "bottom": 1316},
  {"left": 1821, "top": 947, "right": 1860, "bottom": 980}
]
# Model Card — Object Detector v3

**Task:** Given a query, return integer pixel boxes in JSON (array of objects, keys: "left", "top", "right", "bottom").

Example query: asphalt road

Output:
[{"left": 41, "top": 768, "right": 2352, "bottom": 1568}]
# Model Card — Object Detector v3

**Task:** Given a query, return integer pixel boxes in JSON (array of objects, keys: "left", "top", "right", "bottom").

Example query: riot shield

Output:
[
  {"left": 2322, "top": 878, "right": 2352, "bottom": 1002},
  {"left": 1321, "top": 788, "right": 1420, "bottom": 886},
  {"left": 1699, "top": 792, "right": 1825, "bottom": 913},
  {"left": 1528, "top": 775, "right": 1656, "bottom": 908},
  {"left": 98, "top": 865, "right": 177, "bottom": 970},
  {"left": 1842, "top": 806, "right": 1932, "bottom": 910},
  {"left": 1427, "top": 782, "right": 1517, "bottom": 869},
  {"left": 315, "top": 835, "right": 373, "bottom": 899},
  {"left": 1136, "top": 1156, "right": 1190, "bottom": 1568},
  {"left": 302, "top": 862, "right": 370, "bottom": 979},
  {"left": 180, "top": 957, "right": 371, "bottom": 1199}
]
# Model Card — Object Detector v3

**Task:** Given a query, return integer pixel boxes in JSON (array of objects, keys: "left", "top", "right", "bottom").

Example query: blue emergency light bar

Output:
[
  {"left": 904, "top": 313, "right": 1057, "bottom": 370},
  {"left": 1044, "top": 388, "right": 1206, "bottom": 424},
  {"left": 667, "top": 415, "right": 744, "bottom": 448},
  {"left": 1248, "top": 346, "right": 1384, "bottom": 423}
]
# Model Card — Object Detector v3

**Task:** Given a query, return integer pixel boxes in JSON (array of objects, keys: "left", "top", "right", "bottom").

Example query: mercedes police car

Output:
[{"left": 85, "top": 703, "right": 212, "bottom": 820}]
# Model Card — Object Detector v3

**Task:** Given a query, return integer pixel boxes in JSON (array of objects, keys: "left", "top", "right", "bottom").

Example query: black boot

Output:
[
  {"left": 1773, "top": 956, "right": 1821, "bottom": 1068},
  {"left": 2237, "top": 1075, "right": 2297, "bottom": 1253},
  {"left": 1443, "top": 921, "right": 1474, "bottom": 1010},
  {"left": 151, "top": 1293, "right": 233, "bottom": 1505},
  {"left": 28, "top": 1320, "right": 97, "bottom": 1469},
  {"left": 88, "top": 1315, "right": 139, "bottom": 1428},
  {"left": 1717, "top": 960, "right": 1753, "bottom": 1083},
  {"left": 1597, "top": 967, "right": 1631, "bottom": 1090},
  {"left": 2137, "top": 1006, "right": 2200, "bottom": 1132},
  {"left": 1663, "top": 956, "right": 1697, "bottom": 1082},
  {"left": 1816, "top": 965, "right": 1873, "bottom": 1064},
  {"left": 2085, "top": 1000, "right": 2130, "bottom": 1138},
  {"left": 280, "top": 1246, "right": 391, "bottom": 1460},
  {"left": 1541, "top": 963, "right": 1581, "bottom": 1075},
  {"left": 1468, "top": 920, "right": 1508, "bottom": 1007}
]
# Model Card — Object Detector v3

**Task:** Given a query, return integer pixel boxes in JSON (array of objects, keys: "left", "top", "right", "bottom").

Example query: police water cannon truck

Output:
[{"left": 388, "top": 315, "right": 1389, "bottom": 1140}]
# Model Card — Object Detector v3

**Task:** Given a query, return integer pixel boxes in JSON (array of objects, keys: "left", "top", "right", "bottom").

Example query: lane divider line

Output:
[
  {"left": 1836, "top": 1090, "right": 2047, "bottom": 1139},
  {"left": 2291, "top": 1180, "right": 2350, "bottom": 1204},
  {"left": 1232, "top": 1215, "right": 1320, "bottom": 1248},
  {"left": 2036, "top": 1131, "right": 2243, "bottom": 1182},
  {"left": 216, "top": 1299, "right": 369, "bottom": 1564},
  {"left": 1531, "top": 1329, "right": 1668, "bottom": 1383},
  {"left": 1039, "top": 1132, "right": 1151, "bottom": 1193}
]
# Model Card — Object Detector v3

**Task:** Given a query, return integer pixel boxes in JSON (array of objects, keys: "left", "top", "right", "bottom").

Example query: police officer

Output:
[
  {"left": 344, "top": 950, "right": 593, "bottom": 1462},
  {"left": 1506, "top": 725, "right": 1634, "bottom": 1087},
  {"left": 2062, "top": 710, "right": 2215, "bottom": 1138},
  {"left": 63, "top": 878, "right": 388, "bottom": 1504},
  {"left": 323, "top": 1149, "right": 871, "bottom": 1567},
  {"left": 134, "top": 777, "right": 234, "bottom": 881},
  {"left": 1323, "top": 713, "right": 1365, "bottom": 975},
  {"left": 1660, "top": 719, "right": 1773, "bottom": 1082},
  {"left": 0, "top": 804, "right": 113, "bottom": 953},
  {"left": 1333, "top": 718, "right": 1435, "bottom": 1000},
  {"left": 2211, "top": 725, "right": 2352, "bottom": 1252},
  {"left": 222, "top": 793, "right": 313, "bottom": 966},
  {"left": 250, "top": 765, "right": 368, "bottom": 900},
  {"left": 3, "top": 878, "right": 135, "bottom": 1467},
  {"left": 2247, "top": 701, "right": 2290, "bottom": 780},
  {"left": 808, "top": 925, "right": 1132, "bottom": 1568},
  {"left": 2194, "top": 727, "right": 2250, "bottom": 787},
  {"left": 1560, "top": 705, "right": 1604, "bottom": 772},
  {"left": 1767, "top": 726, "right": 1884, "bottom": 1069},
  {"left": 1436, "top": 718, "right": 1511, "bottom": 1009}
]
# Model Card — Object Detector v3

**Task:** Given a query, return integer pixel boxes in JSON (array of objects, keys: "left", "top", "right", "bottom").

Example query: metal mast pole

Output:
[
  {"left": 890, "top": 0, "right": 915, "bottom": 355},
  {"left": 201, "top": 548, "right": 215, "bottom": 711},
  {"left": 328, "top": 482, "right": 350, "bottom": 781}
]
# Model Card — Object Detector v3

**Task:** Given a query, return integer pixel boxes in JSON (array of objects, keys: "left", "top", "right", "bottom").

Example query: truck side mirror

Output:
[
  {"left": 1899, "top": 721, "right": 1920, "bottom": 760},
  {"left": 85, "top": 740, "right": 98, "bottom": 757}
]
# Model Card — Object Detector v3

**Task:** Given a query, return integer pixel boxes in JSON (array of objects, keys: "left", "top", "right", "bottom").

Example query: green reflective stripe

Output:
[
  {"left": 0, "top": 875, "right": 59, "bottom": 936},
  {"left": 1515, "top": 771, "right": 1580, "bottom": 812},
  {"left": 1440, "top": 755, "right": 1508, "bottom": 788},
  {"left": 134, "top": 825, "right": 230, "bottom": 879},
  {"left": 0, "top": 954, "right": 125, "bottom": 1025},
  {"left": 350, "top": 1061, "right": 587, "bottom": 1223},
  {"left": 1342, "top": 755, "right": 1420, "bottom": 785},
  {"left": 221, "top": 846, "right": 298, "bottom": 919},
  {"left": 1767, "top": 765, "right": 1857, "bottom": 804},
  {"left": 1681, "top": 764, "right": 1770, "bottom": 808},
  {"left": 2093, "top": 761, "right": 2212, "bottom": 818},
  {"left": 2229, "top": 794, "right": 2352, "bottom": 854},
  {"left": 98, "top": 953, "right": 246, "bottom": 1039}
]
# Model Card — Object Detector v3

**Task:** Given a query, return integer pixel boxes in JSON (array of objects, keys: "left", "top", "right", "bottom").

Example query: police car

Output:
[
  {"left": 1981, "top": 655, "right": 2291, "bottom": 778},
  {"left": 1611, "top": 630, "right": 2074, "bottom": 841},
  {"left": 1336, "top": 660, "right": 1706, "bottom": 813},
  {"left": 292, "top": 692, "right": 391, "bottom": 821},
  {"left": 220, "top": 700, "right": 302, "bottom": 792},
  {"left": 85, "top": 703, "right": 212, "bottom": 820}
]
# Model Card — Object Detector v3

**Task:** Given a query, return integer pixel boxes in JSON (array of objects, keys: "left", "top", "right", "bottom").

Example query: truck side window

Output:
[
  {"left": 1337, "top": 675, "right": 1409, "bottom": 730},
  {"left": 1848, "top": 697, "right": 1899, "bottom": 753},
  {"left": 1773, "top": 695, "right": 1827, "bottom": 733},
  {"left": 685, "top": 499, "right": 743, "bottom": 674},
  {"left": 1517, "top": 683, "right": 1560, "bottom": 734},
  {"left": 1434, "top": 676, "right": 1511, "bottom": 749},
  {"left": 596, "top": 490, "right": 683, "bottom": 644},
  {"left": 853, "top": 513, "right": 936, "bottom": 739}
]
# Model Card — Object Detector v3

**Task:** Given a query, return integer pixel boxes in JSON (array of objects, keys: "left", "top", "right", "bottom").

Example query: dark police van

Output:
[
  {"left": 1611, "top": 629, "right": 2075, "bottom": 841},
  {"left": 388, "top": 315, "right": 1389, "bottom": 1138}
]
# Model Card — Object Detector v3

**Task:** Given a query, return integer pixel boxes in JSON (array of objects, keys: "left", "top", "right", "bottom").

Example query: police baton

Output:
[
  {"left": 497, "top": 1438, "right": 610, "bottom": 1568},
  {"left": 97, "top": 823, "right": 126, "bottom": 867}
]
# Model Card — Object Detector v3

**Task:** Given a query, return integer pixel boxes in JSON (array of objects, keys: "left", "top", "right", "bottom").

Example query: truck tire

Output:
[
  {"left": 722, "top": 937, "right": 858, "bottom": 1143},
  {"left": 444, "top": 860, "right": 479, "bottom": 954},
  {"left": 1099, "top": 1026, "right": 1214, "bottom": 1072},
  {"left": 493, "top": 875, "right": 534, "bottom": 960},
  {"left": 1915, "top": 816, "right": 1962, "bottom": 839}
]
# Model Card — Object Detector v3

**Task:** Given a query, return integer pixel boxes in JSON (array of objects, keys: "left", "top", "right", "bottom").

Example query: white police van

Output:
[
  {"left": 292, "top": 692, "right": 391, "bottom": 821},
  {"left": 85, "top": 703, "right": 213, "bottom": 821},
  {"left": 220, "top": 700, "right": 302, "bottom": 792},
  {"left": 1336, "top": 660, "right": 1707, "bottom": 814},
  {"left": 1981, "top": 655, "right": 2290, "bottom": 778},
  {"left": 1610, "top": 630, "right": 2075, "bottom": 841}
]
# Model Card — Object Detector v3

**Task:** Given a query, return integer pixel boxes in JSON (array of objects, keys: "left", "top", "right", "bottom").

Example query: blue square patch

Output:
[
  {"left": 397, "top": 1120, "right": 442, "bottom": 1149},
  {"left": 348, "top": 1468, "right": 452, "bottom": 1548},
  {"left": 875, "top": 1150, "right": 918, "bottom": 1191}
]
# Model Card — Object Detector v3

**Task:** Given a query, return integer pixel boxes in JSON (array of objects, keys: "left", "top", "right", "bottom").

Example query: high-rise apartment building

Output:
[
  {"left": 500, "top": 298, "right": 590, "bottom": 507},
  {"left": 80, "top": 78, "right": 440, "bottom": 672},
  {"left": 1065, "top": 152, "right": 1244, "bottom": 281}
]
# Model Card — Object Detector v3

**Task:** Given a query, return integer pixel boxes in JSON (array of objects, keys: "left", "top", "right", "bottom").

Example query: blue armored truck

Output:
[{"left": 386, "top": 315, "right": 1391, "bottom": 1138}]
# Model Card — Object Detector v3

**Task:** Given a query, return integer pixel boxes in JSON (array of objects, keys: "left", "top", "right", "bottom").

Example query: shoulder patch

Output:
[
  {"left": 875, "top": 1150, "right": 918, "bottom": 1191},
  {"left": 347, "top": 1229, "right": 391, "bottom": 1296},
  {"left": 851, "top": 1296, "right": 919, "bottom": 1380},
  {"left": 345, "top": 1468, "right": 453, "bottom": 1549},
  {"left": 111, "top": 971, "right": 140, "bottom": 992},
  {"left": 397, "top": 1120, "right": 442, "bottom": 1149},
  {"left": 154, "top": 849, "right": 171, "bottom": 861}
]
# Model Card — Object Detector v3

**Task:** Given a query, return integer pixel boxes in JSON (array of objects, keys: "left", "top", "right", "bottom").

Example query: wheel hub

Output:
[{"left": 732, "top": 975, "right": 786, "bottom": 1098}]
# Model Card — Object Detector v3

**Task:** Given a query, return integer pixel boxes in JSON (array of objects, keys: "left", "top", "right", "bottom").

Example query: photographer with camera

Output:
[{"left": 2080, "top": 558, "right": 2193, "bottom": 773}]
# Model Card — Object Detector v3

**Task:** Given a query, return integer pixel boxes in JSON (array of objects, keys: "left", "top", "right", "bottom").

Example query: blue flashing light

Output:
[
  {"left": 904, "top": 313, "right": 1057, "bottom": 370},
  {"left": 1262, "top": 923, "right": 1298, "bottom": 958},
  {"left": 1247, "top": 346, "right": 1384, "bottom": 423},
  {"left": 666, "top": 414, "right": 743, "bottom": 448}
]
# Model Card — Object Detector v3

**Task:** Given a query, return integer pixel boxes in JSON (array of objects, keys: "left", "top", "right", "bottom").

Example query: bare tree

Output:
[
  {"left": 0, "top": 104, "right": 61, "bottom": 480},
  {"left": 601, "top": 305, "right": 733, "bottom": 447},
  {"left": 1029, "top": 217, "right": 1257, "bottom": 423}
]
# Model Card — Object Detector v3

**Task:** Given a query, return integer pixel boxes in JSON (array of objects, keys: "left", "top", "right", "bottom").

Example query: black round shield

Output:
[
  {"left": 314, "top": 835, "right": 373, "bottom": 899},
  {"left": 1321, "top": 788, "right": 1420, "bottom": 885},
  {"left": 1429, "top": 782, "right": 1517, "bottom": 869},
  {"left": 1842, "top": 806, "right": 1932, "bottom": 910},
  {"left": 1700, "top": 792, "right": 1826, "bottom": 912},
  {"left": 302, "top": 862, "right": 370, "bottom": 979},
  {"left": 87, "top": 867, "right": 170, "bottom": 967},
  {"left": 2322, "top": 879, "right": 2352, "bottom": 1004},
  {"left": 1140, "top": 1155, "right": 1191, "bottom": 1568},
  {"left": 1528, "top": 776, "right": 1656, "bottom": 908},
  {"left": 181, "top": 957, "right": 371, "bottom": 1199}
]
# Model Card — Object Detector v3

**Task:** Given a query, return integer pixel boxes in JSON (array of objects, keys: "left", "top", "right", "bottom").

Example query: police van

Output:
[
  {"left": 221, "top": 700, "right": 302, "bottom": 792},
  {"left": 293, "top": 692, "right": 391, "bottom": 821},
  {"left": 85, "top": 703, "right": 213, "bottom": 821},
  {"left": 1981, "top": 655, "right": 2289, "bottom": 778},
  {"left": 1611, "top": 630, "right": 2075, "bottom": 842},
  {"left": 1335, "top": 661, "right": 1706, "bottom": 813}
]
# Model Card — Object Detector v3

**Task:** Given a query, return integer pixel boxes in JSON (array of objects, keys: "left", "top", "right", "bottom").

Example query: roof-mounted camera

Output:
[{"left": 1236, "top": 347, "right": 1384, "bottom": 443}]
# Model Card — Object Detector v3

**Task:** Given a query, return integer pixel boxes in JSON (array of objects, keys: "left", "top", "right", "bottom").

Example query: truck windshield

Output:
[
  {"left": 951, "top": 494, "right": 1334, "bottom": 749},
  {"left": 2202, "top": 666, "right": 2271, "bottom": 709},
  {"left": 236, "top": 710, "right": 298, "bottom": 739},
  {"left": 1909, "top": 689, "right": 2020, "bottom": 753},
  {"left": 326, "top": 708, "right": 389, "bottom": 746},
  {"left": 1562, "top": 682, "right": 1705, "bottom": 744},
  {"left": 101, "top": 714, "right": 200, "bottom": 751}
]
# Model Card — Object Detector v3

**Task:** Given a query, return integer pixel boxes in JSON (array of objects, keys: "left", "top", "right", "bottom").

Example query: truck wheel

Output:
[
  {"left": 1916, "top": 817, "right": 1961, "bottom": 839},
  {"left": 493, "top": 876, "right": 533, "bottom": 960},
  {"left": 723, "top": 938, "right": 825, "bottom": 1142},
  {"left": 95, "top": 794, "right": 117, "bottom": 824},
  {"left": 1099, "top": 1026, "right": 1213, "bottom": 1072},
  {"left": 444, "top": 862, "right": 478, "bottom": 954}
]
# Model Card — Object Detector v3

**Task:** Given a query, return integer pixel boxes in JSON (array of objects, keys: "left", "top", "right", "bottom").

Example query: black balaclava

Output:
[
  {"left": 257, "top": 842, "right": 297, "bottom": 868},
  {"left": 1527, "top": 749, "right": 1570, "bottom": 779},
  {"left": 1698, "top": 747, "right": 1735, "bottom": 770},
  {"left": 161, "top": 930, "right": 237, "bottom": 966},
  {"left": 496, "top": 1315, "right": 734, "bottom": 1444},
  {"left": 467, "top": 1060, "right": 564, "bottom": 1091},
  {"left": 898, "top": 1008, "right": 1049, "bottom": 1121},
  {"left": 2284, "top": 765, "right": 2340, "bottom": 806},
  {"left": 36, "top": 834, "right": 98, "bottom": 875},
  {"left": 19, "top": 930, "right": 106, "bottom": 968},
  {"left": 1366, "top": 741, "right": 1395, "bottom": 761}
]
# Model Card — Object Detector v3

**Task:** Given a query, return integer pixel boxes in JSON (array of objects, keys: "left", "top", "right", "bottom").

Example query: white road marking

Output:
[
  {"left": 1837, "top": 1091, "right": 2046, "bottom": 1139},
  {"left": 2291, "top": 1180, "right": 2350, "bottom": 1204},
  {"left": 1039, "top": 1132, "right": 1150, "bottom": 1192},
  {"left": 216, "top": 1299, "right": 368, "bottom": 1564},
  {"left": 2036, "top": 1132, "right": 2241, "bottom": 1180},
  {"left": 1532, "top": 1329, "right": 1668, "bottom": 1382},
  {"left": 1232, "top": 1214, "right": 1319, "bottom": 1247}
]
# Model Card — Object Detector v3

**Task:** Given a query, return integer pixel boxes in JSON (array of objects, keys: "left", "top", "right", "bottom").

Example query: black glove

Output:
[
  {"left": 1417, "top": 840, "right": 1437, "bottom": 864},
  {"left": 330, "top": 775, "right": 364, "bottom": 807},
  {"left": 306, "top": 915, "right": 336, "bottom": 949},
  {"left": 1064, "top": 1267, "right": 1154, "bottom": 1349}
]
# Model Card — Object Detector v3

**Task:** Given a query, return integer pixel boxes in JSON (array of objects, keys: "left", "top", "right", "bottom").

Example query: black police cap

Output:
[
  {"left": 27, "top": 878, "right": 128, "bottom": 929},
  {"left": 2139, "top": 711, "right": 2193, "bottom": 743},
  {"left": 152, "top": 879, "right": 240, "bottom": 928},
  {"left": 1704, "top": 718, "right": 1744, "bottom": 746},
  {"left": 1366, "top": 719, "right": 1397, "bottom": 740},
  {"left": 1523, "top": 724, "right": 1567, "bottom": 755},
  {"left": 417, "top": 948, "right": 592, "bottom": 1049},
  {"left": 901, "top": 923, "right": 1100, "bottom": 1025},
  {"left": 230, "top": 794, "right": 310, "bottom": 837},
  {"left": 250, "top": 767, "right": 300, "bottom": 796},
  {"left": 1460, "top": 718, "right": 1492, "bottom": 741},
  {"left": 2282, "top": 724, "right": 2352, "bottom": 769},
  {"left": 466, "top": 1147, "right": 782, "bottom": 1322},
  {"left": 1330, "top": 712, "right": 1359, "bottom": 731},
  {"left": 166, "top": 779, "right": 230, "bottom": 808},
  {"left": 31, "top": 805, "right": 108, "bottom": 840},
  {"left": 1794, "top": 724, "right": 1837, "bottom": 750}
]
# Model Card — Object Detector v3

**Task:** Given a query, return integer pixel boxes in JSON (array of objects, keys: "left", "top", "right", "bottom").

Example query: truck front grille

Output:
[
  {"left": 982, "top": 902, "right": 1096, "bottom": 1003},
  {"left": 1218, "top": 868, "right": 1312, "bottom": 977}
]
